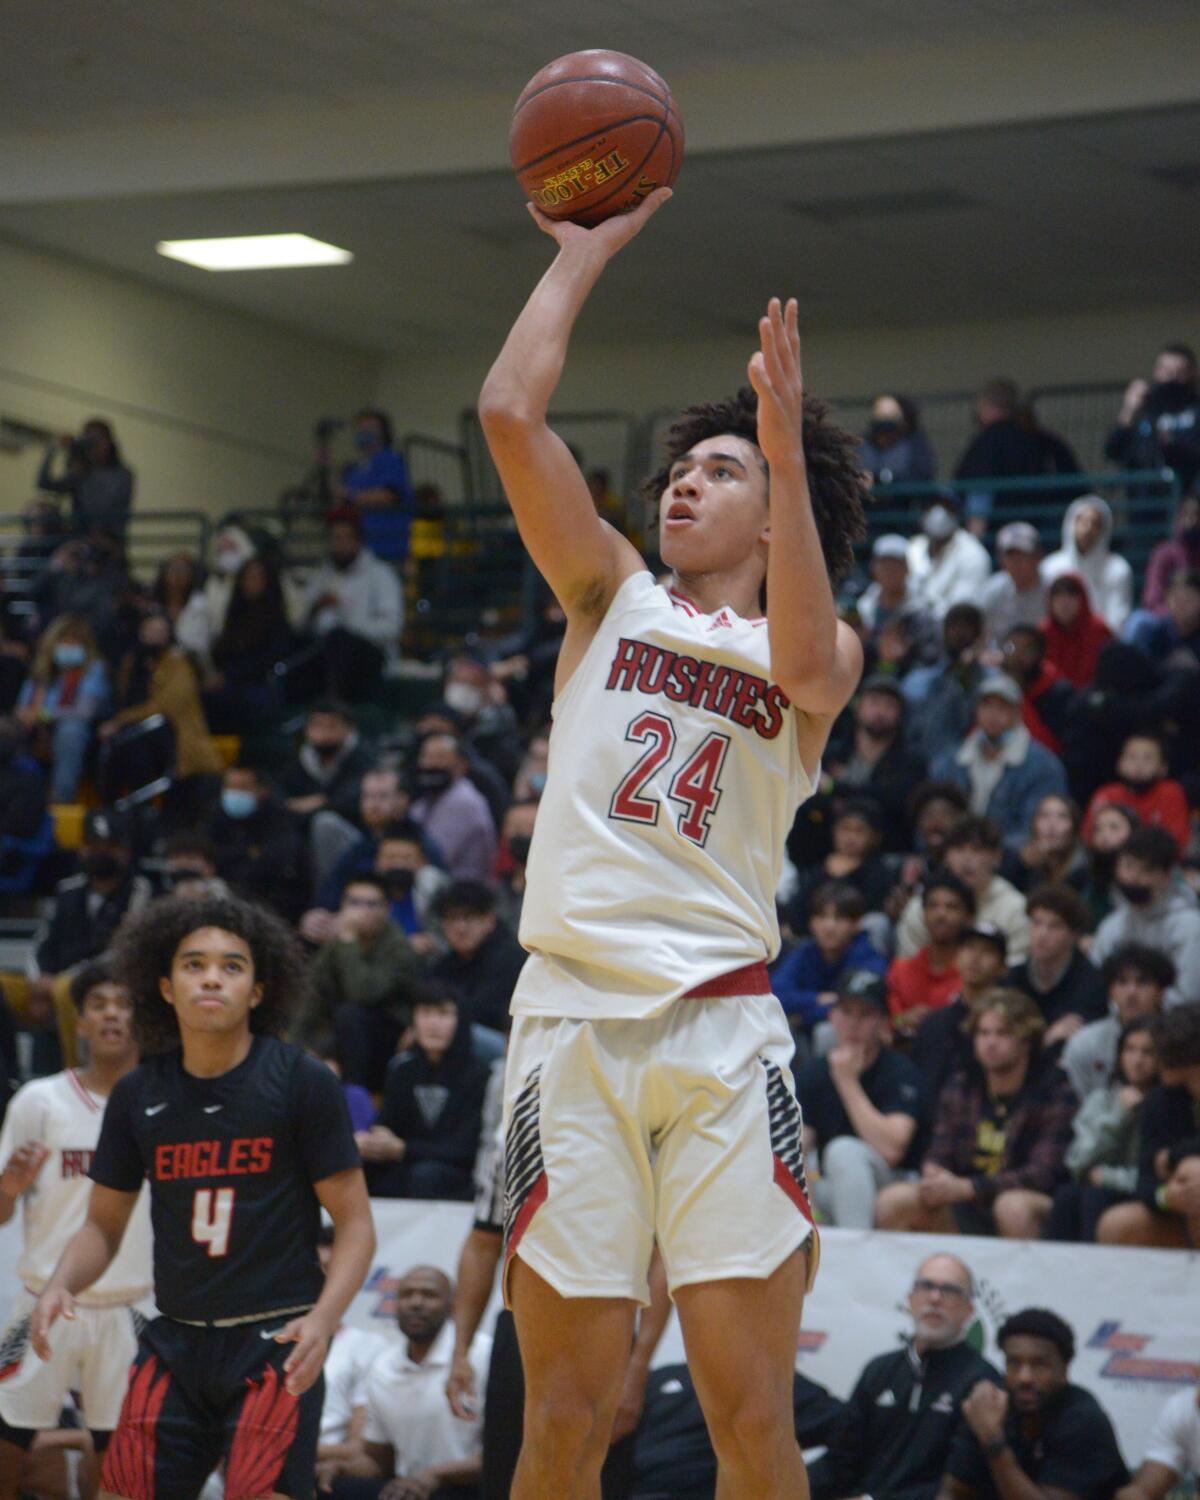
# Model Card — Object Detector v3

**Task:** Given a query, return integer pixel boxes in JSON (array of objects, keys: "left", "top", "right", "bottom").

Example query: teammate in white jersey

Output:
[
  {"left": 479, "top": 188, "right": 867, "bottom": 1500},
  {"left": 0, "top": 959, "right": 150, "bottom": 1500}
]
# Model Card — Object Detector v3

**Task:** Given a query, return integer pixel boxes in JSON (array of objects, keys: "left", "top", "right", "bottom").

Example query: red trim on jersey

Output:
[
  {"left": 0, "top": 1361, "right": 21, "bottom": 1382},
  {"left": 504, "top": 1171, "right": 549, "bottom": 1273},
  {"left": 773, "top": 1155, "right": 815, "bottom": 1224},
  {"left": 225, "top": 1362, "right": 300, "bottom": 1500},
  {"left": 67, "top": 1069, "right": 102, "bottom": 1113},
  {"left": 669, "top": 586, "right": 766, "bottom": 626},
  {"left": 101, "top": 1353, "right": 172, "bottom": 1500},
  {"left": 682, "top": 961, "right": 771, "bottom": 999}
]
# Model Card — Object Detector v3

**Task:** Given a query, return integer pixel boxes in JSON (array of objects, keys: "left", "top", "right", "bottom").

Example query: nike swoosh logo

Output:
[
  {"left": 202, "top": 1104, "right": 222, "bottom": 1114},
  {"left": 260, "top": 1327, "right": 286, "bottom": 1340},
  {"left": 144, "top": 1103, "right": 168, "bottom": 1116}
]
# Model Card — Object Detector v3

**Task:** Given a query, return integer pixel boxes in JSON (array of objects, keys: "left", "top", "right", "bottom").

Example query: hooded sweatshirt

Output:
[
  {"left": 1091, "top": 879, "right": 1200, "bottom": 1007},
  {"left": 1040, "top": 573, "right": 1113, "bottom": 688},
  {"left": 1043, "top": 496, "right": 1134, "bottom": 632}
]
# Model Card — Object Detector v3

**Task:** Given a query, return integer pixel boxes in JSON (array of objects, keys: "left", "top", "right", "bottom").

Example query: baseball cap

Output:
[
  {"left": 996, "top": 521, "right": 1042, "bottom": 555},
  {"left": 84, "top": 808, "right": 133, "bottom": 846},
  {"left": 959, "top": 921, "right": 1007, "bottom": 959},
  {"left": 871, "top": 533, "right": 909, "bottom": 561},
  {"left": 835, "top": 970, "right": 889, "bottom": 1012},
  {"left": 975, "top": 673, "right": 1022, "bottom": 707}
]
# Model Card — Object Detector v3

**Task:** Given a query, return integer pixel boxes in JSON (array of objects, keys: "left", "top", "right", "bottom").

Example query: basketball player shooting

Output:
[{"left": 479, "top": 189, "right": 867, "bottom": 1499}]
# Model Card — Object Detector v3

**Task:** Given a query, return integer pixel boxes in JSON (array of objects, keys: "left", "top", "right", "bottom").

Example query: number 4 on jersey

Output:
[
  {"left": 610, "top": 711, "right": 730, "bottom": 848},
  {"left": 191, "top": 1187, "right": 234, "bottom": 1257}
]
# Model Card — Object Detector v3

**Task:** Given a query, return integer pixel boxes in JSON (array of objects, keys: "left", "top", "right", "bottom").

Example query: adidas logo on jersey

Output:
[
  {"left": 875, "top": 1389, "right": 897, "bottom": 1407},
  {"left": 931, "top": 1391, "right": 955, "bottom": 1414}
]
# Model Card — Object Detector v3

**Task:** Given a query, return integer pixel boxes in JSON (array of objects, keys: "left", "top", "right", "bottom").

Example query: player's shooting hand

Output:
[
  {"left": 0, "top": 1142, "right": 50, "bottom": 1200},
  {"left": 526, "top": 186, "right": 672, "bottom": 261},
  {"left": 30, "top": 1287, "right": 76, "bottom": 1361},
  {"left": 747, "top": 296, "right": 805, "bottom": 467},
  {"left": 446, "top": 1348, "right": 479, "bottom": 1420},
  {"left": 276, "top": 1308, "right": 335, "bottom": 1395}
]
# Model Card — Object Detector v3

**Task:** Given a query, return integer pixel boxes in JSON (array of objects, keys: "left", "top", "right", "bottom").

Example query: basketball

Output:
[{"left": 510, "top": 49, "right": 684, "bottom": 227}]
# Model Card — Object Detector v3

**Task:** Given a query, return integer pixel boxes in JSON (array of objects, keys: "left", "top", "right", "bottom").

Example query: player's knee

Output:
[
  {"left": 523, "top": 1388, "right": 601, "bottom": 1458},
  {"left": 706, "top": 1389, "right": 793, "bottom": 1476}
]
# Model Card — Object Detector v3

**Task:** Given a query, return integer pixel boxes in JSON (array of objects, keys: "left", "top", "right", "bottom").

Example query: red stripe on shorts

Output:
[
  {"left": 504, "top": 1170, "right": 549, "bottom": 1271},
  {"left": 100, "top": 1354, "right": 171, "bottom": 1500},
  {"left": 683, "top": 962, "right": 770, "bottom": 999},
  {"left": 225, "top": 1361, "right": 300, "bottom": 1500},
  {"left": 773, "top": 1154, "right": 815, "bottom": 1225}
]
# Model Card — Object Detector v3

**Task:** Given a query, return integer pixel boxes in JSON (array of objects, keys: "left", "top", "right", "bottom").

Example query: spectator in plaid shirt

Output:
[{"left": 876, "top": 989, "right": 1077, "bottom": 1239}]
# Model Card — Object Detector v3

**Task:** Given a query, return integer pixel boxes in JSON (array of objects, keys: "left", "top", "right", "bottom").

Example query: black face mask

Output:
[
  {"left": 311, "top": 741, "right": 343, "bottom": 761},
  {"left": 414, "top": 767, "right": 452, "bottom": 798},
  {"left": 381, "top": 868, "right": 415, "bottom": 899},
  {"left": 1147, "top": 380, "right": 1196, "bottom": 414},
  {"left": 1122, "top": 774, "right": 1160, "bottom": 795},
  {"left": 1115, "top": 878, "right": 1156, "bottom": 907},
  {"left": 81, "top": 851, "right": 122, "bottom": 882},
  {"left": 331, "top": 552, "right": 358, "bottom": 573},
  {"left": 508, "top": 835, "right": 532, "bottom": 864}
]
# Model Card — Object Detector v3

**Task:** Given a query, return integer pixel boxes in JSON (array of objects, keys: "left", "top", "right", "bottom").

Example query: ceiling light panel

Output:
[{"left": 156, "top": 233, "right": 352, "bottom": 270}]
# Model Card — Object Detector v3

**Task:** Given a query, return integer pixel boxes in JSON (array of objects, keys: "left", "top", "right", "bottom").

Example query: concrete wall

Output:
[{"left": 0, "top": 236, "right": 380, "bottom": 524}]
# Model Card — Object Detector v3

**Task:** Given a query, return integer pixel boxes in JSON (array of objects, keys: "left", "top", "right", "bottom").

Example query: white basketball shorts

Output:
[
  {"left": 502, "top": 963, "right": 818, "bottom": 1304},
  {"left": 0, "top": 1290, "right": 142, "bottom": 1432}
]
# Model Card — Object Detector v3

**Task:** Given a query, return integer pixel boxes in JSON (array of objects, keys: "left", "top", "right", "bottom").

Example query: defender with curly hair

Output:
[
  {"left": 28, "top": 894, "right": 375, "bottom": 1500},
  {"left": 478, "top": 187, "right": 867, "bottom": 1499}
]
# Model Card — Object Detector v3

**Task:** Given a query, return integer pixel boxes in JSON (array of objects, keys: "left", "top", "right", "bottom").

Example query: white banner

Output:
[{"left": 2, "top": 1204, "right": 1196, "bottom": 1468}]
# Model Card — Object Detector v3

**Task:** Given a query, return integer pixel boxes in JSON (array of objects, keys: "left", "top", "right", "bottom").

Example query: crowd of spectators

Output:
[{"left": 1, "top": 354, "right": 1198, "bottom": 1495}]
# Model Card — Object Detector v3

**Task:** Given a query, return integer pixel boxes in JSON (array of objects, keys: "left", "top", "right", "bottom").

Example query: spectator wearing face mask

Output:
[
  {"left": 1083, "top": 732, "right": 1189, "bottom": 856},
  {"left": 204, "top": 764, "right": 306, "bottom": 917},
  {"left": 36, "top": 418, "right": 134, "bottom": 539},
  {"left": 1090, "top": 826, "right": 1200, "bottom": 1007},
  {"left": 335, "top": 407, "right": 415, "bottom": 564},
  {"left": 410, "top": 733, "right": 497, "bottom": 882},
  {"left": 1105, "top": 343, "right": 1200, "bottom": 495},
  {"left": 441, "top": 652, "right": 524, "bottom": 783},
  {"left": 374, "top": 824, "right": 450, "bottom": 956},
  {"left": 278, "top": 699, "right": 374, "bottom": 828},
  {"left": 859, "top": 393, "right": 937, "bottom": 488},
  {"left": 907, "top": 496, "right": 992, "bottom": 621},
  {"left": 823, "top": 677, "right": 928, "bottom": 853},
  {"left": 495, "top": 798, "right": 539, "bottom": 933},
  {"left": 15, "top": 614, "right": 111, "bottom": 804},
  {"left": 304, "top": 508, "right": 403, "bottom": 698}
]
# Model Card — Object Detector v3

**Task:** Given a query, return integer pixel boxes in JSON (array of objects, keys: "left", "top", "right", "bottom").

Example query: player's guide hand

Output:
[
  {"left": 276, "top": 1308, "right": 335, "bottom": 1395},
  {"left": 30, "top": 1288, "right": 76, "bottom": 1361}
]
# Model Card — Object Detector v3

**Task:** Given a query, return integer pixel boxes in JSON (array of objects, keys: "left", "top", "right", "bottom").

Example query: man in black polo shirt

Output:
[
  {"left": 810, "top": 1251, "right": 999, "bottom": 1500},
  {"left": 28, "top": 894, "right": 376, "bottom": 1500},
  {"left": 797, "top": 970, "right": 922, "bottom": 1228},
  {"left": 938, "top": 1308, "right": 1128, "bottom": 1500}
]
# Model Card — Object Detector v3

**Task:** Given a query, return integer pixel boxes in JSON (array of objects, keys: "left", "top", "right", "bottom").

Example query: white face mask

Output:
[
  {"left": 444, "top": 681, "right": 484, "bottom": 716},
  {"left": 215, "top": 547, "right": 245, "bottom": 576},
  {"left": 923, "top": 505, "right": 957, "bottom": 541}
]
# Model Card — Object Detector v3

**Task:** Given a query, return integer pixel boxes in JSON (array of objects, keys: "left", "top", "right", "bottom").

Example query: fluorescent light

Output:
[{"left": 156, "top": 234, "right": 353, "bottom": 271}]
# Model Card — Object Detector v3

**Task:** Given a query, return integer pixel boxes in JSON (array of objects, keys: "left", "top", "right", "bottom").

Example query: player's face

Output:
[
  {"left": 657, "top": 435, "right": 769, "bottom": 575},
  {"left": 75, "top": 982, "right": 135, "bottom": 1062},
  {"left": 1003, "top": 1335, "right": 1066, "bottom": 1412},
  {"left": 160, "top": 927, "right": 263, "bottom": 1036}
]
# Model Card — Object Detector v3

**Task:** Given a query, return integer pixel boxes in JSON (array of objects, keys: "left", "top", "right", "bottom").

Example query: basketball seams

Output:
[
  {"left": 513, "top": 109, "right": 667, "bottom": 175},
  {"left": 513, "top": 70, "right": 670, "bottom": 119}
]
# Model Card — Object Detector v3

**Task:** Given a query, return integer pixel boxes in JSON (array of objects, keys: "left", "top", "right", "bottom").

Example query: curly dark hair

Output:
[
  {"left": 639, "top": 386, "right": 868, "bottom": 585},
  {"left": 112, "top": 893, "right": 312, "bottom": 1055},
  {"left": 998, "top": 1307, "right": 1075, "bottom": 1365}
]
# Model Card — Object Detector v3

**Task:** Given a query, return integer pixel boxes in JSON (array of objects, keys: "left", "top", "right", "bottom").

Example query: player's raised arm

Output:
[
  {"left": 478, "top": 190, "right": 671, "bottom": 619},
  {"left": 749, "top": 296, "right": 864, "bottom": 730}
]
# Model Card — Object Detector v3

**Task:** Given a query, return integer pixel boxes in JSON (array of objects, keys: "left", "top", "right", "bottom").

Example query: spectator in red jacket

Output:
[
  {"left": 876, "top": 988, "right": 1077, "bottom": 1239},
  {"left": 1040, "top": 572, "right": 1113, "bottom": 688},
  {"left": 1001, "top": 625, "right": 1077, "bottom": 754},
  {"left": 887, "top": 871, "right": 972, "bottom": 1035},
  {"left": 1083, "top": 731, "right": 1190, "bottom": 855}
]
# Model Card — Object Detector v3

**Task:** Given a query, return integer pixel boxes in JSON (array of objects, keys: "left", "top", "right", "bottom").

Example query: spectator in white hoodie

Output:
[{"left": 1043, "top": 495, "right": 1134, "bottom": 633}]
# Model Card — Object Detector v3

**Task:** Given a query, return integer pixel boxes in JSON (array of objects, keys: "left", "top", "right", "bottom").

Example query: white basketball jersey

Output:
[
  {"left": 517, "top": 570, "right": 815, "bottom": 1020},
  {"left": 0, "top": 1072, "right": 152, "bottom": 1304}
]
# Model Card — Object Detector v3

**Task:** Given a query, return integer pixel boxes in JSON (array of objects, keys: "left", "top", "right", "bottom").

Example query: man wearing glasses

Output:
[{"left": 809, "top": 1254, "right": 1000, "bottom": 1500}]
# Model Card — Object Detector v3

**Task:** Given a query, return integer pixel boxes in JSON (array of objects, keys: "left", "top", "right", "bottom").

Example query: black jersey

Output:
[{"left": 90, "top": 1036, "right": 360, "bottom": 1323}]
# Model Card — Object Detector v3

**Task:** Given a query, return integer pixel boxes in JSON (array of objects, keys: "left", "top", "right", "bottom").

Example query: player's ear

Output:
[
  {"left": 248, "top": 982, "right": 265, "bottom": 1011},
  {"left": 158, "top": 976, "right": 174, "bottom": 1008}
]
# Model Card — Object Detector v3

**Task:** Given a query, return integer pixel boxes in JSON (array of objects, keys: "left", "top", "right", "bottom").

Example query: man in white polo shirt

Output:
[
  {"left": 351, "top": 1265, "right": 490, "bottom": 1499},
  {"left": 1116, "top": 1381, "right": 1200, "bottom": 1500}
]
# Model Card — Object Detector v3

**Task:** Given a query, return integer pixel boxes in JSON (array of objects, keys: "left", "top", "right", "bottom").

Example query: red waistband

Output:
[{"left": 682, "top": 961, "right": 771, "bottom": 1000}]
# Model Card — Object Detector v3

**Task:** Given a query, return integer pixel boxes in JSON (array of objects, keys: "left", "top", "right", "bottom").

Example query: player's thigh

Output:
[
  {"left": 218, "top": 1327, "right": 322, "bottom": 1500},
  {"left": 100, "top": 1323, "right": 221, "bottom": 1500},
  {"left": 654, "top": 998, "right": 815, "bottom": 1290},
  {"left": 509, "top": 1257, "right": 636, "bottom": 1435},
  {"left": 673, "top": 1247, "right": 808, "bottom": 1432},
  {"left": 78, "top": 1307, "right": 143, "bottom": 1434},
  {"left": 503, "top": 1015, "right": 655, "bottom": 1302}
]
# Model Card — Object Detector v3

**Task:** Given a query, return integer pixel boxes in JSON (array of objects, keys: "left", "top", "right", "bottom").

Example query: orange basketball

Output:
[{"left": 510, "top": 50, "right": 684, "bottom": 227}]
